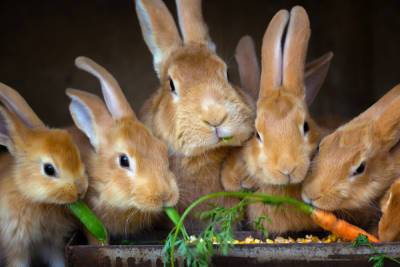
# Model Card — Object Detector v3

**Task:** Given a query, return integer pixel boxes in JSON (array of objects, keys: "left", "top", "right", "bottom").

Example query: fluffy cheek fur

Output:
[
  {"left": 167, "top": 93, "right": 253, "bottom": 157},
  {"left": 13, "top": 160, "right": 78, "bottom": 205},
  {"left": 244, "top": 139, "right": 281, "bottom": 185},
  {"left": 91, "top": 152, "right": 179, "bottom": 213},
  {"left": 305, "top": 154, "right": 397, "bottom": 211},
  {"left": 133, "top": 174, "right": 179, "bottom": 212},
  {"left": 245, "top": 138, "right": 312, "bottom": 186}
]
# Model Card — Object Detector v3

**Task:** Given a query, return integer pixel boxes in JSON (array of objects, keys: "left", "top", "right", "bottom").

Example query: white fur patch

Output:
[{"left": 201, "top": 98, "right": 217, "bottom": 111}]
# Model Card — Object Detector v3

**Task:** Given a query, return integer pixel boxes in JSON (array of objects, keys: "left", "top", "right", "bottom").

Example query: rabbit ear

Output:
[
  {"left": 0, "top": 107, "right": 29, "bottom": 153},
  {"left": 369, "top": 85, "right": 400, "bottom": 152},
  {"left": 282, "top": 6, "right": 310, "bottom": 96},
  {"left": 235, "top": 35, "right": 260, "bottom": 100},
  {"left": 75, "top": 57, "right": 136, "bottom": 120},
  {"left": 66, "top": 88, "right": 113, "bottom": 150},
  {"left": 0, "top": 82, "right": 44, "bottom": 128},
  {"left": 176, "top": 0, "right": 215, "bottom": 51},
  {"left": 259, "top": 9, "right": 289, "bottom": 99},
  {"left": 304, "top": 52, "right": 333, "bottom": 106},
  {"left": 135, "top": 0, "right": 182, "bottom": 75}
]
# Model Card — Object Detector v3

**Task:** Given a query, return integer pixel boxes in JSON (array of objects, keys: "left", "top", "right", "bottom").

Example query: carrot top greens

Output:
[
  {"left": 163, "top": 191, "right": 381, "bottom": 267},
  {"left": 353, "top": 235, "right": 400, "bottom": 267}
]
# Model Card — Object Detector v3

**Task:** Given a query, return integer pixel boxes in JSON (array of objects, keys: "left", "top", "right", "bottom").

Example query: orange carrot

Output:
[{"left": 311, "top": 209, "right": 379, "bottom": 243}]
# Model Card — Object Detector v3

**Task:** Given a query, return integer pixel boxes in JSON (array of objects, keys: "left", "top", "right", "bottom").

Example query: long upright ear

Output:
[
  {"left": 0, "top": 82, "right": 44, "bottom": 128},
  {"left": 135, "top": 0, "right": 182, "bottom": 75},
  {"left": 75, "top": 56, "right": 135, "bottom": 120},
  {"left": 176, "top": 0, "right": 215, "bottom": 51},
  {"left": 356, "top": 84, "right": 400, "bottom": 122},
  {"left": 371, "top": 84, "right": 400, "bottom": 151},
  {"left": 282, "top": 6, "right": 310, "bottom": 96},
  {"left": 304, "top": 52, "right": 333, "bottom": 106},
  {"left": 0, "top": 107, "right": 29, "bottom": 154},
  {"left": 259, "top": 9, "right": 289, "bottom": 100},
  {"left": 235, "top": 35, "right": 260, "bottom": 100},
  {"left": 66, "top": 88, "right": 113, "bottom": 150}
]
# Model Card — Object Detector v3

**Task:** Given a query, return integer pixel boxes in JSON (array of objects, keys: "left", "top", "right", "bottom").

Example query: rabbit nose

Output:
[
  {"left": 201, "top": 105, "right": 228, "bottom": 127},
  {"left": 279, "top": 167, "right": 295, "bottom": 176}
]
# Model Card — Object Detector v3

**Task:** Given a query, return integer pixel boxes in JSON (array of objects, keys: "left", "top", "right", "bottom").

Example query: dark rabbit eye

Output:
[
  {"left": 43, "top": 163, "right": 56, "bottom": 177},
  {"left": 119, "top": 154, "right": 130, "bottom": 168},
  {"left": 169, "top": 78, "right": 176, "bottom": 94},
  {"left": 303, "top": 121, "right": 310, "bottom": 135},
  {"left": 256, "top": 132, "right": 262, "bottom": 142},
  {"left": 352, "top": 162, "right": 366, "bottom": 177}
]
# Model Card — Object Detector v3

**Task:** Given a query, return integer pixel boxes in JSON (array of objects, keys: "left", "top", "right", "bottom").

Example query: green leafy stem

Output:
[{"left": 165, "top": 191, "right": 314, "bottom": 267}]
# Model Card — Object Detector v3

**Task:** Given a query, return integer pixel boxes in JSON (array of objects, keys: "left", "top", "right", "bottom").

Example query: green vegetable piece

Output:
[
  {"left": 68, "top": 200, "right": 108, "bottom": 245},
  {"left": 164, "top": 207, "right": 189, "bottom": 239},
  {"left": 222, "top": 136, "right": 233, "bottom": 142},
  {"left": 164, "top": 207, "right": 181, "bottom": 225}
]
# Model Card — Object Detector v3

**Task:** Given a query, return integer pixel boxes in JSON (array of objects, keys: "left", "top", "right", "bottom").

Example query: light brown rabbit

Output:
[
  {"left": 135, "top": 0, "right": 254, "bottom": 228},
  {"left": 378, "top": 179, "right": 400, "bottom": 241},
  {"left": 0, "top": 82, "right": 88, "bottom": 267},
  {"left": 221, "top": 7, "right": 333, "bottom": 234},
  {"left": 302, "top": 84, "right": 400, "bottom": 227},
  {"left": 66, "top": 56, "right": 179, "bottom": 243}
]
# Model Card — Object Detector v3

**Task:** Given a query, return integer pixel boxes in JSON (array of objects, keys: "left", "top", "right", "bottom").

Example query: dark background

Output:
[{"left": 0, "top": 0, "right": 399, "bottom": 127}]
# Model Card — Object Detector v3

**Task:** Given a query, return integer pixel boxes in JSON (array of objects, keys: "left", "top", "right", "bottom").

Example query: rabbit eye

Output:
[
  {"left": 169, "top": 78, "right": 177, "bottom": 95},
  {"left": 303, "top": 121, "right": 310, "bottom": 135},
  {"left": 43, "top": 163, "right": 57, "bottom": 177},
  {"left": 256, "top": 132, "right": 262, "bottom": 142},
  {"left": 119, "top": 154, "right": 130, "bottom": 168},
  {"left": 352, "top": 162, "right": 366, "bottom": 177}
]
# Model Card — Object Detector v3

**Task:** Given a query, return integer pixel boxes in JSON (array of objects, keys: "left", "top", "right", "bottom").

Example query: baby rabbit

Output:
[
  {"left": 302, "top": 84, "right": 400, "bottom": 227},
  {"left": 66, "top": 56, "right": 179, "bottom": 243},
  {"left": 0, "top": 82, "right": 88, "bottom": 267},
  {"left": 221, "top": 6, "right": 333, "bottom": 233},
  {"left": 135, "top": 0, "right": 254, "bottom": 227}
]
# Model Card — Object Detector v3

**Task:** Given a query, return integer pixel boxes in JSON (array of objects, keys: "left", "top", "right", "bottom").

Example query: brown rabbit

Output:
[
  {"left": 378, "top": 179, "right": 400, "bottom": 241},
  {"left": 135, "top": 0, "right": 254, "bottom": 228},
  {"left": 221, "top": 7, "right": 333, "bottom": 234},
  {"left": 66, "top": 56, "right": 179, "bottom": 243},
  {"left": 0, "top": 82, "right": 88, "bottom": 267},
  {"left": 302, "top": 84, "right": 400, "bottom": 227}
]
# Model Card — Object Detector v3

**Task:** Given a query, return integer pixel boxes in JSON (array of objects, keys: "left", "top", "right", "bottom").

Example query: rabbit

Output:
[
  {"left": 302, "top": 84, "right": 400, "bottom": 228},
  {"left": 135, "top": 0, "right": 254, "bottom": 228},
  {"left": 378, "top": 179, "right": 400, "bottom": 241},
  {"left": 66, "top": 56, "right": 179, "bottom": 243},
  {"left": 221, "top": 6, "right": 333, "bottom": 234},
  {"left": 0, "top": 82, "right": 88, "bottom": 267}
]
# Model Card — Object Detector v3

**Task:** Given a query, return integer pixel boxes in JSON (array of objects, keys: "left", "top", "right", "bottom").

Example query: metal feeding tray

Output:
[{"left": 65, "top": 231, "right": 400, "bottom": 267}]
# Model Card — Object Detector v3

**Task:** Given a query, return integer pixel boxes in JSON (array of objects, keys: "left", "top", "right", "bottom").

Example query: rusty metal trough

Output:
[{"left": 65, "top": 231, "right": 400, "bottom": 267}]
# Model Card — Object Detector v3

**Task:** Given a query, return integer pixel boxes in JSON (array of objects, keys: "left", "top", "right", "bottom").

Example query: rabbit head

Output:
[
  {"left": 302, "top": 84, "right": 400, "bottom": 211},
  {"left": 0, "top": 82, "right": 88, "bottom": 204},
  {"left": 237, "top": 7, "right": 332, "bottom": 186},
  {"left": 68, "top": 57, "right": 178, "bottom": 212},
  {"left": 135, "top": 0, "right": 253, "bottom": 156}
]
